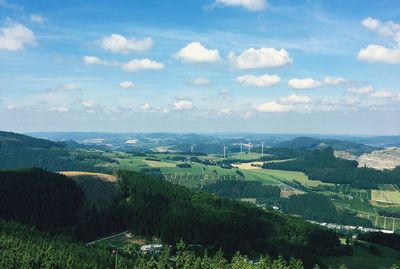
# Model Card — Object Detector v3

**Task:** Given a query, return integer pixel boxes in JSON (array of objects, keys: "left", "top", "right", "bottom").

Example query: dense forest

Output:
[
  {"left": 0, "top": 169, "right": 83, "bottom": 231},
  {"left": 263, "top": 148, "right": 400, "bottom": 188},
  {"left": 202, "top": 180, "right": 280, "bottom": 199},
  {"left": 1, "top": 220, "right": 346, "bottom": 269},
  {"left": 108, "top": 171, "right": 346, "bottom": 265},
  {"left": 358, "top": 232, "right": 400, "bottom": 252},
  {"left": 0, "top": 168, "right": 347, "bottom": 267}
]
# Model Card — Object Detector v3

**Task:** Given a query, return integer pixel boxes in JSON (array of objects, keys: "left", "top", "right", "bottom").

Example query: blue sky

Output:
[{"left": 0, "top": 0, "right": 400, "bottom": 134}]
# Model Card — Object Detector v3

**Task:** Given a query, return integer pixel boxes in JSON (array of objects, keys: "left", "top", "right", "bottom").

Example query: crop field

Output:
[
  {"left": 163, "top": 173, "right": 244, "bottom": 188},
  {"left": 371, "top": 185, "right": 400, "bottom": 205},
  {"left": 335, "top": 185, "right": 372, "bottom": 200},
  {"left": 357, "top": 212, "right": 400, "bottom": 231}
]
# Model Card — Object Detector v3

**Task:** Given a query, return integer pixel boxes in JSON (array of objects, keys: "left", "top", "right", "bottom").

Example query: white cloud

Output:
[
  {"left": 119, "top": 81, "right": 135, "bottom": 89},
  {"left": 370, "top": 89, "right": 395, "bottom": 99},
  {"left": 347, "top": 86, "right": 374, "bottom": 95},
  {"left": 213, "top": 0, "right": 267, "bottom": 11},
  {"left": 100, "top": 34, "right": 153, "bottom": 53},
  {"left": 82, "top": 100, "right": 95, "bottom": 108},
  {"left": 83, "top": 56, "right": 109, "bottom": 65},
  {"left": 279, "top": 94, "right": 312, "bottom": 105},
  {"left": 361, "top": 17, "right": 400, "bottom": 43},
  {"left": 47, "top": 107, "right": 68, "bottom": 112},
  {"left": 6, "top": 104, "right": 17, "bottom": 110},
  {"left": 83, "top": 56, "right": 163, "bottom": 72},
  {"left": 173, "top": 100, "right": 193, "bottom": 110},
  {"left": 358, "top": 17, "right": 400, "bottom": 64},
  {"left": 174, "top": 42, "right": 221, "bottom": 64},
  {"left": 0, "top": 23, "right": 36, "bottom": 51},
  {"left": 357, "top": 44, "right": 400, "bottom": 64},
  {"left": 121, "top": 59, "right": 164, "bottom": 72},
  {"left": 236, "top": 74, "right": 280, "bottom": 87},
  {"left": 229, "top": 47, "right": 292, "bottom": 69},
  {"left": 219, "top": 108, "right": 231, "bottom": 114},
  {"left": 141, "top": 102, "right": 150, "bottom": 110},
  {"left": 30, "top": 14, "right": 45, "bottom": 24},
  {"left": 324, "top": 77, "right": 345, "bottom": 86},
  {"left": 362, "top": 17, "right": 380, "bottom": 31},
  {"left": 288, "top": 78, "right": 322, "bottom": 90},
  {"left": 256, "top": 101, "right": 291, "bottom": 112},
  {"left": 187, "top": 76, "right": 211, "bottom": 86}
]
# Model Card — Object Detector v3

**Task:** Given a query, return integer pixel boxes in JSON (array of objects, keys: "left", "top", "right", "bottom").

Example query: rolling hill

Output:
[
  {"left": 0, "top": 131, "right": 112, "bottom": 173},
  {"left": 276, "top": 137, "right": 377, "bottom": 155}
]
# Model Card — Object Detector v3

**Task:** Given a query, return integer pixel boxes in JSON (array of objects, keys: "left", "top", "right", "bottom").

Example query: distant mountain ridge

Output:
[{"left": 276, "top": 136, "right": 377, "bottom": 155}]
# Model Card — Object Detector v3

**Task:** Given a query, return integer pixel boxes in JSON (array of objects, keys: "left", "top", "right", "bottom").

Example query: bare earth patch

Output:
[{"left": 59, "top": 171, "right": 117, "bottom": 182}]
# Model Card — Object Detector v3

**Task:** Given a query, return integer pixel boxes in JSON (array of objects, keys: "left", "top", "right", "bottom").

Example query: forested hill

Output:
[
  {"left": 0, "top": 131, "right": 112, "bottom": 173},
  {"left": 263, "top": 147, "right": 400, "bottom": 188},
  {"left": 276, "top": 137, "right": 376, "bottom": 155},
  {"left": 0, "top": 168, "right": 345, "bottom": 268},
  {"left": 0, "top": 130, "right": 64, "bottom": 149}
]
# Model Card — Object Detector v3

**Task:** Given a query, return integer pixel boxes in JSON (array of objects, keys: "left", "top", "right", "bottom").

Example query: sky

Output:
[{"left": 0, "top": 0, "right": 400, "bottom": 135}]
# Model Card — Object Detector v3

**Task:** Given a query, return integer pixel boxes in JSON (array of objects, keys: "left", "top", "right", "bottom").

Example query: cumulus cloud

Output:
[
  {"left": 82, "top": 100, "right": 95, "bottom": 108},
  {"left": 100, "top": 34, "right": 153, "bottom": 53},
  {"left": 256, "top": 101, "right": 290, "bottom": 112},
  {"left": 174, "top": 42, "right": 221, "bottom": 64},
  {"left": 82, "top": 56, "right": 109, "bottom": 65},
  {"left": 361, "top": 17, "right": 400, "bottom": 42},
  {"left": 324, "top": 77, "right": 346, "bottom": 86},
  {"left": 0, "top": 23, "right": 36, "bottom": 51},
  {"left": 358, "top": 17, "right": 400, "bottom": 64},
  {"left": 357, "top": 44, "right": 400, "bottom": 64},
  {"left": 119, "top": 81, "right": 135, "bottom": 89},
  {"left": 186, "top": 77, "right": 211, "bottom": 86},
  {"left": 347, "top": 86, "right": 374, "bottom": 95},
  {"left": 173, "top": 100, "right": 193, "bottom": 110},
  {"left": 370, "top": 89, "right": 395, "bottom": 99},
  {"left": 30, "top": 14, "right": 45, "bottom": 24},
  {"left": 288, "top": 78, "right": 322, "bottom": 90},
  {"left": 213, "top": 0, "right": 267, "bottom": 11},
  {"left": 83, "top": 56, "right": 163, "bottom": 72},
  {"left": 236, "top": 74, "right": 280, "bottom": 87},
  {"left": 121, "top": 59, "right": 164, "bottom": 72},
  {"left": 229, "top": 47, "right": 292, "bottom": 69},
  {"left": 279, "top": 94, "right": 312, "bottom": 105}
]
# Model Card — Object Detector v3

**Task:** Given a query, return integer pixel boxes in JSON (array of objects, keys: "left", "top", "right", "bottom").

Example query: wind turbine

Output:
[
  {"left": 190, "top": 144, "right": 194, "bottom": 154},
  {"left": 248, "top": 139, "right": 251, "bottom": 154},
  {"left": 240, "top": 142, "right": 243, "bottom": 154},
  {"left": 261, "top": 142, "right": 264, "bottom": 155},
  {"left": 223, "top": 145, "right": 226, "bottom": 158}
]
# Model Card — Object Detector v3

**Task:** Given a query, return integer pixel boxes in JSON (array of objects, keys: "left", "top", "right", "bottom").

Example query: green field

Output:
[
  {"left": 349, "top": 198, "right": 375, "bottom": 214},
  {"left": 228, "top": 152, "right": 266, "bottom": 160},
  {"left": 261, "top": 168, "right": 332, "bottom": 187}
]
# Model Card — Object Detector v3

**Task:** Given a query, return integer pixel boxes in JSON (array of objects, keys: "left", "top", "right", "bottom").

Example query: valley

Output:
[{"left": 1, "top": 131, "right": 400, "bottom": 268}]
